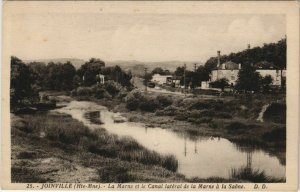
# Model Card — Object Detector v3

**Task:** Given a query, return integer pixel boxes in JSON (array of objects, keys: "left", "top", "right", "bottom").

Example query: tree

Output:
[
  {"left": 73, "top": 75, "right": 81, "bottom": 88},
  {"left": 10, "top": 56, "right": 39, "bottom": 109},
  {"left": 261, "top": 75, "right": 273, "bottom": 93},
  {"left": 143, "top": 72, "right": 152, "bottom": 85},
  {"left": 174, "top": 66, "right": 185, "bottom": 77},
  {"left": 151, "top": 67, "right": 171, "bottom": 75},
  {"left": 174, "top": 66, "right": 193, "bottom": 87},
  {"left": 28, "top": 62, "right": 48, "bottom": 90},
  {"left": 77, "top": 58, "right": 105, "bottom": 86},
  {"left": 235, "top": 64, "right": 262, "bottom": 92},
  {"left": 61, "top": 62, "right": 76, "bottom": 90},
  {"left": 203, "top": 38, "right": 286, "bottom": 76},
  {"left": 192, "top": 66, "right": 210, "bottom": 87},
  {"left": 209, "top": 78, "right": 229, "bottom": 91}
]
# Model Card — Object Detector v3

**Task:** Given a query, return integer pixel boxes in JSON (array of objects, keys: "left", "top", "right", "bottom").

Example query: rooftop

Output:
[{"left": 215, "top": 61, "right": 240, "bottom": 70}]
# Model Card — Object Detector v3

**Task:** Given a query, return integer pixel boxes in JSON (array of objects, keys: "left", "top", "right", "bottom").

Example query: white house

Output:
[
  {"left": 211, "top": 61, "right": 241, "bottom": 87},
  {"left": 151, "top": 74, "right": 173, "bottom": 85},
  {"left": 210, "top": 51, "right": 285, "bottom": 87}
]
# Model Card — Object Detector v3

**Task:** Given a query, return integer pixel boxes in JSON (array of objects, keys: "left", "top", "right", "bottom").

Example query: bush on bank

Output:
[
  {"left": 263, "top": 103, "right": 286, "bottom": 124},
  {"left": 125, "top": 90, "right": 174, "bottom": 112}
]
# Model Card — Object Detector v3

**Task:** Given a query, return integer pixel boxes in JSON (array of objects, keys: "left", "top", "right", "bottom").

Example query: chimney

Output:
[
  {"left": 222, "top": 63, "right": 226, "bottom": 70},
  {"left": 248, "top": 44, "right": 251, "bottom": 49},
  {"left": 217, "top": 50, "right": 221, "bottom": 67}
]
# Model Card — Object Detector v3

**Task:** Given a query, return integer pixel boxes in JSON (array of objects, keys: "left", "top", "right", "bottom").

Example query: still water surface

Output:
[{"left": 55, "top": 100, "right": 285, "bottom": 179}]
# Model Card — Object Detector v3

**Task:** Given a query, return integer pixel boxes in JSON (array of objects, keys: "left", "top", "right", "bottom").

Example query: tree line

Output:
[
  {"left": 10, "top": 56, "right": 133, "bottom": 109},
  {"left": 204, "top": 38, "right": 286, "bottom": 72}
]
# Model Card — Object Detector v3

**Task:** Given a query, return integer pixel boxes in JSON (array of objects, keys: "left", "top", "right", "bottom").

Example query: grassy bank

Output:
[
  {"left": 11, "top": 112, "right": 185, "bottom": 183},
  {"left": 12, "top": 89, "right": 285, "bottom": 183},
  {"left": 70, "top": 88, "right": 286, "bottom": 165},
  {"left": 115, "top": 90, "right": 286, "bottom": 165}
]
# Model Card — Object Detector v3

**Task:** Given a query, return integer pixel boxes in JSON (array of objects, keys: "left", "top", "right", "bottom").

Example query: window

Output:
[{"left": 231, "top": 76, "right": 235, "bottom": 80}]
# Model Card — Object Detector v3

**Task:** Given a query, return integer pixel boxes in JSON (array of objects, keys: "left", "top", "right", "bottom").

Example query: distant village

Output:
[
  {"left": 151, "top": 49, "right": 286, "bottom": 91},
  {"left": 94, "top": 42, "right": 286, "bottom": 93}
]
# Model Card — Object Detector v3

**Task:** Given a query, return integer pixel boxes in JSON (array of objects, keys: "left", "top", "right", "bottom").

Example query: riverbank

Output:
[
  {"left": 85, "top": 91, "right": 286, "bottom": 166},
  {"left": 11, "top": 112, "right": 187, "bottom": 183},
  {"left": 11, "top": 91, "right": 285, "bottom": 183}
]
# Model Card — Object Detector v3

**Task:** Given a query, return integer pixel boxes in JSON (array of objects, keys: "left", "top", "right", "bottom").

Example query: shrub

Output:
[
  {"left": 105, "top": 81, "right": 121, "bottom": 97},
  {"left": 17, "top": 151, "right": 37, "bottom": 159},
  {"left": 211, "top": 100, "right": 225, "bottom": 110},
  {"left": 88, "top": 144, "right": 117, "bottom": 158},
  {"left": 161, "top": 155, "right": 178, "bottom": 172},
  {"left": 11, "top": 167, "right": 50, "bottom": 183},
  {"left": 93, "top": 86, "right": 106, "bottom": 99},
  {"left": 174, "top": 112, "right": 190, "bottom": 121},
  {"left": 187, "top": 117, "right": 212, "bottom": 124},
  {"left": 155, "top": 106, "right": 182, "bottom": 116},
  {"left": 216, "top": 112, "right": 232, "bottom": 119},
  {"left": 157, "top": 95, "right": 173, "bottom": 107},
  {"left": 76, "top": 87, "right": 93, "bottom": 97},
  {"left": 200, "top": 109, "right": 215, "bottom": 117},
  {"left": 139, "top": 98, "right": 160, "bottom": 112},
  {"left": 70, "top": 89, "right": 77, "bottom": 96},
  {"left": 263, "top": 127, "right": 286, "bottom": 142},
  {"left": 208, "top": 121, "right": 218, "bottom": 129},
  {"left": 189, "top": 110, "right": 202, "bottom": 118},
  {"left": 125, "top": 90, "right": 144, "bottom": 111},
  {"left": 225, "top": 122, "right": 248, "bottom": 132},
  {"left": 188, "top": 100, "right": 211, "bottom": 110},
  {"left": 118, "top": 136, "right": 142, "bottom": 151},
  {"left": 263, "top": 103, "right": 286, "bottom": 124},
  {"left": 98, "top": 164, "right": 134, "bottom": 183},
  {"left": 230, "top": 167, "right": 285, "bottom": 183}
]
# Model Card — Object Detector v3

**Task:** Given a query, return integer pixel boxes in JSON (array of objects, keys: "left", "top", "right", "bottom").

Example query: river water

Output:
[{"left": 55, "top": 100, "right": 285, "bottom": 180}]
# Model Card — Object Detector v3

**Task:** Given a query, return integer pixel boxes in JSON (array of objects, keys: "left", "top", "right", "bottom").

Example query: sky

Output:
[{"left": 9, "top": 13, "right": 285, "bottom": 62}]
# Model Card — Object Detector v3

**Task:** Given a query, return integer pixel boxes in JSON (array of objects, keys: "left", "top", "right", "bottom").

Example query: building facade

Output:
[
  {"left": 211, "top": 61, "right": 241, "bottom": 86},
  {"left": 151, "top": 74, "right": 173, "bottom": 85},
  {"left": 210, "top": 51, "right": 285, "bottom": 87}
]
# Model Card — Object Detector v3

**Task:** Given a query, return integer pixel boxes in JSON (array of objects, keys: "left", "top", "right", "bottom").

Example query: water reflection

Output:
[
  {"left": 55, "top": 101, "right": 285, "bottom": 180},
  {"left": 84, "top": 111, "right": 103, "bottom": 125}
]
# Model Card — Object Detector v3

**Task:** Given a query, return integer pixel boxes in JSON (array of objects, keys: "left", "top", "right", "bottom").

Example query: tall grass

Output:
[
  {"left": 11, "top": 167, "right": 51, "bottom": 183},
  {"left": 230, "top": 167, "right": 285, "bottom": 183},
  {"left": 98, "top": 164, "right": 134, "bottom": 183},
  {"left": 17, "top": 113, "right": 178, "bottom": 172}
]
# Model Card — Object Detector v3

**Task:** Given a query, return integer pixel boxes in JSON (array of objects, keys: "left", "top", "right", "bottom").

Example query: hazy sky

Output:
[{"left": 10, "top": 13, "right": 285, "bottom": 62}]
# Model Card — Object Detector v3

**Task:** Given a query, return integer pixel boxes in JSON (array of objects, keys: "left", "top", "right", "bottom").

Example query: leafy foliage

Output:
[
  {"left": 77, "top": 58, "right": 105, "bottom": 86},
  {"left": 11, "top": 56, "right": 39, "bottom": 109},
  {"left": 209, "top": 78, "right": 229, "bottom": 91},
  {"left": 235, "top": 64, "right": 262, "bottom": 92},
  {"left": 261, "top": 75, "right": 273, "bottom": 92},
  {"left": 151, "top": 67, "right": 171, "bottom": 75},
  {"left": 204, "top": 38, "right": 286, "bottom": 72}
]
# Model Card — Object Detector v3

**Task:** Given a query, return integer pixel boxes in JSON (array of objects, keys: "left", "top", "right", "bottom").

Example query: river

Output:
[{"left": 54, "top": 100, "right": 285, "bottom": 180}]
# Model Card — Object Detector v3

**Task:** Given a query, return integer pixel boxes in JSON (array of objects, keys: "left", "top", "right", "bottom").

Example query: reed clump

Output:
[{"left": 15, "top": 113, "right": 178, "bottom": 173}]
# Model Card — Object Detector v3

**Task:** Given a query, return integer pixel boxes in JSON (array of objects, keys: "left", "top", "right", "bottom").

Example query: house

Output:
[
  {"left": 210, "top": 50, "right": 285, "bottom": 87},
  {"left": 211, "top": 60, "right": 241, "bottom": 87},
  {"left": 171, "top": 76, "right": 182, "bottom": 87},
  {"left": 151, "top": 74, "right": 173, "bottom": 85},
  {"left": 254, "top": 61, "right": 282, "bottom": 86}
]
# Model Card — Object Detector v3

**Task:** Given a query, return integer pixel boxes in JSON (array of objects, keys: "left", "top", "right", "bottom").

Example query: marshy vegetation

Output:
[
  {"left": 11, "top": 112, "right": 181, "bottom": 183},
  {"left": 230, "top": 167, "right": 285, "bottom": 183},
  {"left": 121, "top": 90, "right": 286, "bottom": 168}
]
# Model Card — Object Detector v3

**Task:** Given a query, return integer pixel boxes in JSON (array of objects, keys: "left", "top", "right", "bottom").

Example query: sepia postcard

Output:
[{"left": 1, "top": 1, "right": 299, "bottom": 191}]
